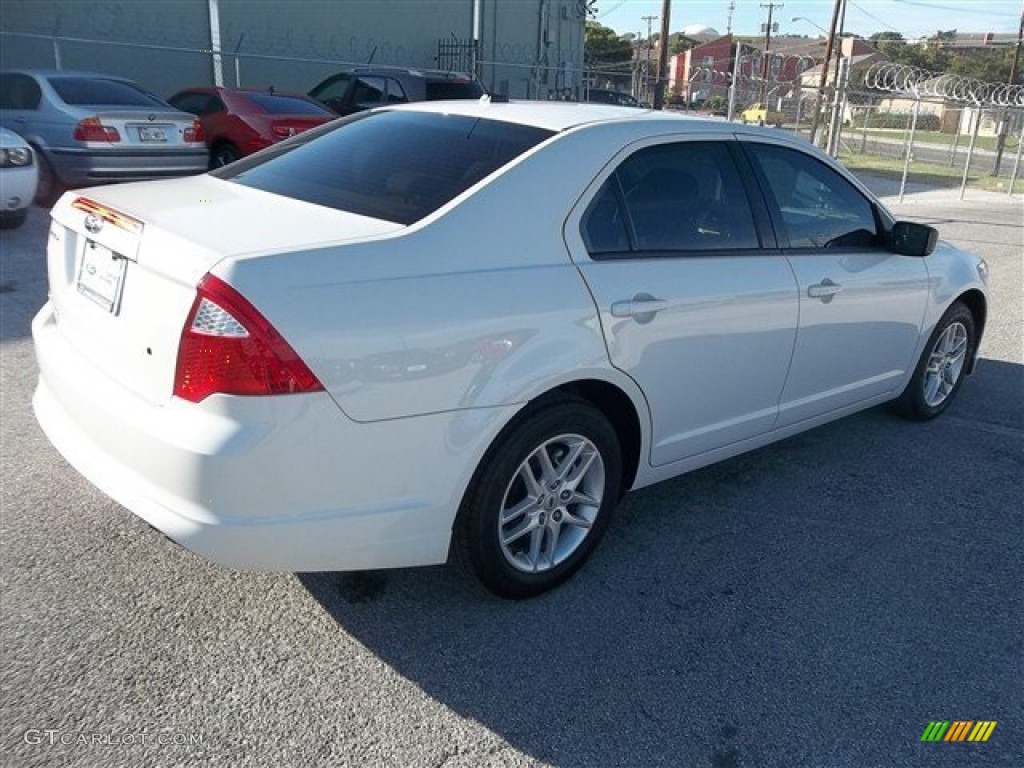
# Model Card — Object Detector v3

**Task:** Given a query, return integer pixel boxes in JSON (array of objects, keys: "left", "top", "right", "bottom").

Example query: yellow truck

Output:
[{"left": 740, "top": 103, "right": 785, "bottom": 127}]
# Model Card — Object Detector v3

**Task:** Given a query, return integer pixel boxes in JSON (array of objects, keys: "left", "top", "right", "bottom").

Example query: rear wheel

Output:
[
  {"left": 33, "top": 149, "right": 62, "bottom": 207},
  {"left": 893, "top": 301, "right": 976, "bottom": 420},
  {"left": 454, "top": 399, "right": 622, "bottom": 599}
]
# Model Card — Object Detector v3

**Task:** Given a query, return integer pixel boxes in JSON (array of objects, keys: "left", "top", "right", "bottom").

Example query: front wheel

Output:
[
  {"left": 210, "top": 142, "right": 240, "bottom": 169},
  {"left": 893, "top": 301, "right": 976, "bottom": 420},
  {"left": 453, "top": 400, "right": 622, "bottom": 599},
  {"left": 0, "top": 208, "right": 28, "bottom": 229}
]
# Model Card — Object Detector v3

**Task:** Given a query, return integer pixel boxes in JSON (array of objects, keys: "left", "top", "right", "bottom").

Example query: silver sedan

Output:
[{"left": 0, "top": 69, "right": 208, "bottom": 204}]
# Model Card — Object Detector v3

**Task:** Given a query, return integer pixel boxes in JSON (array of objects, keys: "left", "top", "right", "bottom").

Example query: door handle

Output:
[
  {"left": 808, "top": 279, "right": 842, "bottom": 301},
  {"left": 610, "top": 296, "right": 670, "bottom": 319}
]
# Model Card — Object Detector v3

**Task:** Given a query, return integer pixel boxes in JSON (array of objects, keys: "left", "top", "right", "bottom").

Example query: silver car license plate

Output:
[
  {"left": 138, "top": 126, "right": 166, "bottom": 142},
  {"left": 77, "top": 241, "right": 127, "bottom": 313}
]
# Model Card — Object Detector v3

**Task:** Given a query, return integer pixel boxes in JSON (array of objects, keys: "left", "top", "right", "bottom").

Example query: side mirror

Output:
[{"left": 889, "top": 221, "right": 939, "bottom": 257}]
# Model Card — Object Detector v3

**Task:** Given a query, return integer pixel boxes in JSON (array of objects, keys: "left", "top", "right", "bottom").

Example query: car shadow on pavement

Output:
[
  {"left": 0, "top": 206, "right": 50, "bottom": 344},
  {"left": 298, "top": 357, "right": 1022, "bottom": 768}
]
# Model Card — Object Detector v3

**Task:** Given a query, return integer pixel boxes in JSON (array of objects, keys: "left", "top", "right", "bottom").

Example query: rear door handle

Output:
[
  {"left": 808, "top": 279, "right": 842, "bottom": 301},
  {"left": 610, "top": 296, "right": 670, "bottom": 319}
]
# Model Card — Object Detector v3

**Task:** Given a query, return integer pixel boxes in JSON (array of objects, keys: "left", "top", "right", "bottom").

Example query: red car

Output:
[{"left": 168, "top": 87, "right": 334, "bottom": 167}]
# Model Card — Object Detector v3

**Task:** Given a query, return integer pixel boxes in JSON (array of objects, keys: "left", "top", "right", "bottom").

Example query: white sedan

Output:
[
  {"left": 0, "top": 127, "right": 38, "bottom": 228},
  {"left": 32, "top": 101, "right": 989, "bottom": 598}
]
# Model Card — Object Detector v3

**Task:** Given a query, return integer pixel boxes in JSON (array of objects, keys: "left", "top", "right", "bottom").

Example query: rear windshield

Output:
[
  {"left": 221, "top": 111, "right": 553, "bottom": 225},
  {"left": 426, "top": 80, "right": 486, "bottom": 100},
  {"left": 245, "top": 92, "right": 332, "bottom": 115},
  {"left": 48, "top": 77, "right": 167, "bottom": 107}
]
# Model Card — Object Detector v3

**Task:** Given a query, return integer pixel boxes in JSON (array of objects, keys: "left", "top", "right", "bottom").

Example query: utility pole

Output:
[
  {"left": 808, "top": 0, "right": 842, "bottom": 145},
  {"left": 993, "top": 6, "right": 1024, "bottom": 175},
  {"left": 759, "top": 2, "right": 782, "bottom": 104},
  {"left": 653, "top": 0, "right": 672, "bottom": 109},
  {"left": 642, "top": 14, "right": 658, "bottom": 105}
]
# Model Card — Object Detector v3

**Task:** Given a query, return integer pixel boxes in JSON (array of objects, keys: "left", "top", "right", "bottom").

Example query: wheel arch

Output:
[
  {"left": 523, "top": 378, "right": 645, "bottom": 494},
  {"left": 956, "top": 288, "right": 987, "bottom": 373}
]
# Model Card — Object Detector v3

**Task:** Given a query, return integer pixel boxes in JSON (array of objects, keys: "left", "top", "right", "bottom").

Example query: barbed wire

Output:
[{"left": 863, "top": 62, "right": 1024, "bottom": 107}]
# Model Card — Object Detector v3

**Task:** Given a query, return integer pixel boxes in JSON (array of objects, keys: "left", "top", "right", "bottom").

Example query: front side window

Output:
[
  {"left": 744, "top": 143, "right": 877, "bottom": 249},
  {"left": 309, "top": 74, "right": 351, "bottom": 101},
  {"left": 221, "top": 110, "right": 553, "bottom": 225},
  {"left": 352, "top": 77, "right": 387, "bottom": 108},
  {"left": 582, "top": 141, "right": 760, "bottom": 257}
]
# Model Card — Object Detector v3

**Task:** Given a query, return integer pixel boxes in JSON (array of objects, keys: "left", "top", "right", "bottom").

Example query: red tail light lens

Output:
[
  {"left": 73, "top": 117, "right": 121, "bottom": 142},
  {"left": 174, "top": 275, "right": 324, "bottom": 403},
  {"left": 184, "top": 118, "right": 204, "bottom": 143}
]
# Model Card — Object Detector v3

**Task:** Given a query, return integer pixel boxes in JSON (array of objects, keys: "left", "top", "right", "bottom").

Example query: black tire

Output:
[
  {"left": 0, "top": 208, "right": 28, "bottom": 229},
  {"left": 453, "top": 399, "right": 622, "bottom": 599},
  {"left": 32, "top": 148, "right": 63, "bottom": 208},
  {"left": 893, "top": 301, "right": 976, "bottom": 421},
  {"left": 210, "top": 142, "right": 240, "bottom": 169}
]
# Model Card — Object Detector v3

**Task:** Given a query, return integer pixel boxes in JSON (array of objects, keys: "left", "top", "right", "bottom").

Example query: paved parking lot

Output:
[{"left": 2, "top": 179, "right": 1021, "bottom": 768}]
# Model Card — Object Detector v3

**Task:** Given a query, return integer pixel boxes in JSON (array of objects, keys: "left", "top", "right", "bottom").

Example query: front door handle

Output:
[
  {"left": 610, "top": 295, "right": 670, "bottom": 319},
  {"left": 808, "top": 279, "right": 842, "bottom": 302}
]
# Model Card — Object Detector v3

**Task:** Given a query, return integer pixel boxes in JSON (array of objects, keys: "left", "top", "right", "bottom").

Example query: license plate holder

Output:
[
  {"left": 138, "top": 126, "right": 166, "bottom": 142},
  {"left": 77, "top": 241, "right": 127, "bottom": 313}
]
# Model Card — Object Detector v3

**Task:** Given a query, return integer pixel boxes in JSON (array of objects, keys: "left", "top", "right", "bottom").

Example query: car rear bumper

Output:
[
  {"left": 31, "top": 300, "right": 463, "bottom": 572},
  {"left": 46, "top": 146, "right": 209, "bottom": 185}
]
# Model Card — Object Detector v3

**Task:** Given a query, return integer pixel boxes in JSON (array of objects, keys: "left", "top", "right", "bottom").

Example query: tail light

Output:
[
  {"left": 73, "top": 117, "right": 120, "bottom": 142},
  {"left": 184, "top": 118, "right": 204, "bottom": 143},
  {"left": 174, "top": 275, "right": 324, "bottom": 403}
]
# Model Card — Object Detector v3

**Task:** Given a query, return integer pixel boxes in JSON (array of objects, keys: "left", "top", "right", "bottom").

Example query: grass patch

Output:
[
  {"left": 850, "top": 129, "right": 1020, "bottom": 153},
  {"left": 839, "top": 150, "right": 1024, "bottom": 195}
]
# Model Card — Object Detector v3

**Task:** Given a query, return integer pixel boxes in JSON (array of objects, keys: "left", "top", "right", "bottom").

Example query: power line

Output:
[{"left": 889, "top": 0, "right": 1018, "bottom": 15}]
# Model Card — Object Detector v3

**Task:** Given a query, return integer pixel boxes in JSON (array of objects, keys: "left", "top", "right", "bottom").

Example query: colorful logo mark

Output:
[{"left": 921, "top": 721, "right": 997, "bottom": 742}]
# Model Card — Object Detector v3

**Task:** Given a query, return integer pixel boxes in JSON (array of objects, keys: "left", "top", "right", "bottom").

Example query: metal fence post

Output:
[
  {"left": 960, "top": 105, "right": 982, "bottom": 200},
  {"left": 899, "top": 96, "right": 921, "bottom": 203},
  {"left": 947, "top": 108, "right": 962, "bottom": 167},
  {"left": 859, "top": 101, "right": 870, "bottom": 153},
  {"left": 233, "top": 35, "right": 244, "bottom": 87},
  {"left": 1009, "top": 116, "right": 1024, "bottom": 195}
]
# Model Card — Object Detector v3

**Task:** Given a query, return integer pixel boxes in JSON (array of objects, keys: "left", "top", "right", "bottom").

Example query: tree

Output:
[
  {"left": 866, "top": 29, "right": 1016, "bottom": 81},
  {"left": 585, "top": 21, "right": 633, "bottom": 65}
]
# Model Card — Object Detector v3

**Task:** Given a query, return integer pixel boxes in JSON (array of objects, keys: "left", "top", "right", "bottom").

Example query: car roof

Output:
[
  {"left": 2, "top": 69, "right": 134, "bottom": 82},
  {"left": 389, "top": 99, "right": 718, "bottom": 132}
]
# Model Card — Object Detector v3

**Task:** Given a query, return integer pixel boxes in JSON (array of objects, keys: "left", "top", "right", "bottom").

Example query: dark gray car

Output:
[
  {"left": 308, "top": 67, "right": 485, "bottom": 116},
  {"left": 0, "top": 69, "right": 209, "bottom": 204}
]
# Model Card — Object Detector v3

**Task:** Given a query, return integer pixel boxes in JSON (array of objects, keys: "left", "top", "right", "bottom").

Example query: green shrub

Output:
[{"left": 859, "top": 111, "right": 941, "bottom": 131}]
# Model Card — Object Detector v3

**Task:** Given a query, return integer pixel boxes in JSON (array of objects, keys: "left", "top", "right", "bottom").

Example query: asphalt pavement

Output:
[{"left": 1, "top": 178, "right": 1021, "bottom": 768}]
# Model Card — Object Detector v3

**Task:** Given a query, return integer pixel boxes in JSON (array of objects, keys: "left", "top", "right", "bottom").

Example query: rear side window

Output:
[
  {"left": 222, "top": 111, "right": 553, "bottom": 224},
  {"left": 169, "top": 92, "right": 223, "bottom": 115},
  {"left": 583, "top": 141, "right": 760, "bottom": 256},
  {"left": 245, "top": 93, "right": 332, "bottom": 115},
  {"left": 48, "top": 77, "right": 167, "bottom": 107},
  {"left": 426, "top": 80, "right": 486, "bottom": 100}
]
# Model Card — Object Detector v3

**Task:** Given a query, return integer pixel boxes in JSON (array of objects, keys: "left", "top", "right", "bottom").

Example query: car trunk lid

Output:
[{"left": 46, "top": 175, "right": 403, "bottom": 405}]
